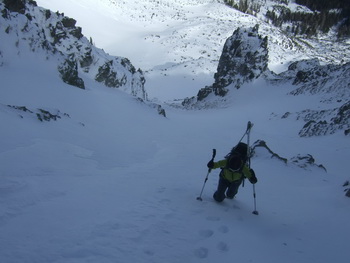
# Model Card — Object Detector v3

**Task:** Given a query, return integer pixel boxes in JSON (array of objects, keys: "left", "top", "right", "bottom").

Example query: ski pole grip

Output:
[
  {"left": 247, "top": 121, "right": 252, "bottom": 131},
  {"left": 212, "top": 149, "right": 216, "bottom": 160}
]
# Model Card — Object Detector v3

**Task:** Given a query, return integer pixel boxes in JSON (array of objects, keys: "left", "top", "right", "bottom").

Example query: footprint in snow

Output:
[
  {"left": 194, "top": 247, "right": 208, "bottom": 259},
  {"left": 206, "top": 216, "right": 220, "bottom": 222},
  {"left": 218, "top": 225, "right": 229, "bottom": 234},
  {"left": 199, "top": 229, "right": 214, "bottom": 238},
  {"left": 159, "top": 198, "right": 171, "bottom": 205},
  {"left": 217, "top": 241, "right": 229, "bottom": 252},
  {"left": 156, "top": 187, "right": 166, "bottom": 194},
  {"left": 233, "top": 204, "right": 240, "bottom": 209},
  {"left": 144, "top": 249, "right": 155, "bottom": 256}
]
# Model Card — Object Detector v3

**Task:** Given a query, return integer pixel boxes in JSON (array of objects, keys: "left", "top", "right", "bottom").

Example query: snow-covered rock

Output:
[
  {"left": 280, "top": 61, "right": 350, "bottom": 136},
  {"left": 0, "top": 0, "right": 147, "bottom": 99},
  {"left": 252, "top": 140, "right": 326, "bottom": 171},
  {"left": 182, "top": 31, "right": 349, "bottom": 136},
  {"left": 212, "top": 24, "right": 269, "bottom": 94},
  {"left": 182, "top": 24, "right": 269, "bottom": 107}
]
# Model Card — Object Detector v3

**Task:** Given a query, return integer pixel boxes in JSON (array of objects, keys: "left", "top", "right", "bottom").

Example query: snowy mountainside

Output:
[
  {"left": 0, "top": 0, "right": 148, "bottom": 100},
  {"left": 282, "top": 60, "right": 350, "bottom": 136},
  {"left": 183, "top": 26, "right": 349, "bottom": 136},
  {"left": 36, "top": 0, "right": 350, "bottom": 102},
  {"left": 1, "top": 1, "right": 350, "bottom": 263}
]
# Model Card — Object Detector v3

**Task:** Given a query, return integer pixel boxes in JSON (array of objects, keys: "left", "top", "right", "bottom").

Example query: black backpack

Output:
[{"left": 225, "top": 142, "right": 248, "bottom": 170}]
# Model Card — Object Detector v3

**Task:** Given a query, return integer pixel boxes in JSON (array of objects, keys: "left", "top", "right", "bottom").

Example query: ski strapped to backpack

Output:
[
  {"left": 224, "top": 122, "right": 253, "bottom": 178},
  {"left": 225, "top": 122, "right": 253, "bottom": 160}
]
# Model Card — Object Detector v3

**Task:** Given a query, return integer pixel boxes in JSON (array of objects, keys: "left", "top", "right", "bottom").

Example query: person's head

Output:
[{"left": 228, "top": 155, "right": 243, "bottom": 172}]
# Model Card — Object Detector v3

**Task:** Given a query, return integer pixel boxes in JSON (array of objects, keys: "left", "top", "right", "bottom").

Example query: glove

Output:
[
  {"left": 249, "top": 169, "right": 257, "bottom": 184},
  {"left": 249, "top": 175, "right": 257, "bottom": 184},
  {"left": 250, "top": 168, "right": 255, "bottom": 177},
  {"left": 207, "top": 160, "right": 214, "bottom": 169}
]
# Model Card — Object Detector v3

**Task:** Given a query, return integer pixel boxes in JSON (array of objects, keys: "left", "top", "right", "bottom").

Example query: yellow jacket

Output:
[{"left": 212, "top": 159, "right": 253, "bottom": 183}]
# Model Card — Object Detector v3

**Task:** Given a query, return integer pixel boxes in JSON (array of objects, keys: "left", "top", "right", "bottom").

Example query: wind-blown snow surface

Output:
[
  {"left": 1, "top": 1, "right": 350, "bottom": 263},
  {"left": 1, "top": 55, "right": 350, "bottom": 262}
]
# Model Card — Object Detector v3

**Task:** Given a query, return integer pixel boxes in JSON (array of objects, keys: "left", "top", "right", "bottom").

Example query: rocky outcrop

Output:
[
  {"left": 297, "top": 101, "right": 350, "bottom": 137},
  {"left": 212, "top": 24, "right": 268, "bottom": 94},
  {"left": 182, "top": 25, "right": 268, "bottom": 107},
  {"left": 1, "top": 0, "right": 147, "bottom": 100},
  {"left": 3, "top": 0, "right": 28, "bottom": 14},
  {"left": 278, "top": 60, "right": 350, "bottom": 136},
  {"left": 252, "top": 140, "right": 326, "bottom": 172},
  {"left": 286, "top": 60, "right": 350, "bottom": 102},
  {"left": 95, "top": 60, "right": 127, "bottom": 88},
  {"left": 290, "top": 154, "right": 326, "bottom": 172},
  {"left": 58, "top": 55, "right": 85, "bottom": 89},
  {"left": 6, "top": 104, "right": 71, "bottom": 122}
]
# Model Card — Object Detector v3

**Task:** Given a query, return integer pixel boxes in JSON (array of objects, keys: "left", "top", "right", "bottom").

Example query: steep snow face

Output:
[
  {"left": 0, "top": 0, "right": 147, "bottom": 99},
  {"left": 1, "top": 54, "right": 350, "bottom": 263}
]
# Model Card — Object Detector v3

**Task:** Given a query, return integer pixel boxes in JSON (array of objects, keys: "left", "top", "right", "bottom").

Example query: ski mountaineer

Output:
[{"left": 207, "top": 144, "right": 258, "bottom": 202}]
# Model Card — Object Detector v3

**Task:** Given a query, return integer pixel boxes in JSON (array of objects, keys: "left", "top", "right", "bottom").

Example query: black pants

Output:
[{"left": 213, "top": 176, "right": 243, "bottom": 202}]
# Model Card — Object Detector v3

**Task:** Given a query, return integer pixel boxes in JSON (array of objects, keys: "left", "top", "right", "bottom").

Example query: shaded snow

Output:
[{"left": 1, "top": 63, "right": 349, "bottom": 262}]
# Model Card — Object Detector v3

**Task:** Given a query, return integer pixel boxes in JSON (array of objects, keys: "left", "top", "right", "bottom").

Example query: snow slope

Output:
[
  {"left": 1, "top": 59, "right": 349, "bottom": 262},
  {"left": 1, "top": 1, "right": 349, "bottom": 263}
]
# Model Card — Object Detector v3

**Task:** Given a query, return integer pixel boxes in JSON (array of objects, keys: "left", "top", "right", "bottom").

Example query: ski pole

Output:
[
  {"left": 238, "top": 121, "right": 253, "bottom": 146},
  {"left": 252, "top": 184, "right": 258, "bottom": 215},
  {"left": 197, "top": 149, "right": 216, "bottom": 201},
  {"left": 246, "top": 121, "right": 259, "bottom": 215}
]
